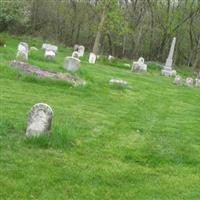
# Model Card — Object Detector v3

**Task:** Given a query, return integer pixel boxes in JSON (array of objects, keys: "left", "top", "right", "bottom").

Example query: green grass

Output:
[{"left": 0, "top": 33, "right": 200, "bottom": 200}]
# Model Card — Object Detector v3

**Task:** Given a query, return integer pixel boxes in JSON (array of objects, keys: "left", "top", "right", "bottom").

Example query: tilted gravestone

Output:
[
  {"left": 64, "top": 57, "right": 80, "bottom": 72},
  {"left": 132, "top": 57, "right": 147, "bottom": 72},
  {"left": 26, "top": 103, "right": 53, "bottom": 137},
  {"left": 89, "top": 53, "right": 96, "bottom": 64},
  {"left": 16, "top": 42, "right": 29, "bottom": 62}
]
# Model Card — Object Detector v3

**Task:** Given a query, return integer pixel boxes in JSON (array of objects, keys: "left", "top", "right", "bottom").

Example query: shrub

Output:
[{"left": 0, "top": 37, "right": 6, "bottom": 47}]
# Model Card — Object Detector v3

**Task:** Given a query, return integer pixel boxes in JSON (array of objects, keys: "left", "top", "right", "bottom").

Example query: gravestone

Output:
[
  {"left": 26, "top": 103, "right": 53, "bottom": 137},
  {"left": 16, "top": 42, "right": 29, "bottom": 62},
  {"left": 195, "top": 77, "right": 200, "bottom": 86},
  {"left": 42, "top": 43, "right": 58, "bottom": 53},
  {"left": 78, "top": 46, "right": 85, "bottom": 57},
  {"left": 108, "top": 55, "right": 114, "bottom": 60},
  {"left": 45, "top": 49, "right": 56, "bottom": 60},
  {"left": 185, "top": 77, "right": 193, "bottom": 87},
  {"left": 132, "top": 57, "right": 147, "bottom": 72},
  {"left": 64, "top": 56, "right": 80, "bottom": 72},
  {"left": 72, "top": 51, "right": 80, "bottom": 59},
  {"left": 109, "top": 79, "right": 128, "bottom": 88},
  {"left": 162, "top": 37, "right": 177, "bottom": 77},
  {"left": 89, "top": 53, "right": 96, "bottom": 64},
  {"left": 174, "top": 75, "right": 183, "bottom": 86}
]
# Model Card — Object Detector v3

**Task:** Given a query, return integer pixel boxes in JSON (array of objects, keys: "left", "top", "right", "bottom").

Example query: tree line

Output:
[{"left": 0, "top": 0, "right": 200, "bottom": 68}]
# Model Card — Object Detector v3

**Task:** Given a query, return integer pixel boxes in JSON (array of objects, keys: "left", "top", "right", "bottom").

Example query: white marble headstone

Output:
[
  {"left": 132, "top": 57, "right": 147, "bottom": 72},
  {"left": 72, "top": 51, "right": 80, "bottom": 59},
  {"left": 26, "top": 103, "right": 53, "bottom": 137},
  {"left": 45, "top": 50, "right": 56, "bottom": 60},
  {"left": 16, "top": 42, "right": 29, "bottom": 62},
  {"left": 42, "top": 43, "right": 58, "bottom": 53},
  {"left": 78, "top": 46, "right": 85, "bottom": 57},
  {"left": 89, "top": 53, "right": 96, "bottom": 64}
]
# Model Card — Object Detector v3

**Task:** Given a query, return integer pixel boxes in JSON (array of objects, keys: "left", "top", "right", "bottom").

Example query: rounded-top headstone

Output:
[
  {"left": 26, "top": 103, "right": 53, "bottom": 137},
  {"left": 16, "top": 42, "right": 29, "bottom": 62},
  {"left": 138, "top": 57, "right": 144, "bottom": 63},
  {"left": 72, "top": 51, "right": 80, "bottom": 59},
  {"left": 78, "top": 45, "right": 85, "bottom": 57}
]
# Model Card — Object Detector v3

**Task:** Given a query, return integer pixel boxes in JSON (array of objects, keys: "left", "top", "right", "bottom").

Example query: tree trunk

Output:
[
  {"left": 193, "top": 36, "right": 200, "bottom": 69},
  {"left": 92, "top": 10, "right": 106, "bottom": 55}
]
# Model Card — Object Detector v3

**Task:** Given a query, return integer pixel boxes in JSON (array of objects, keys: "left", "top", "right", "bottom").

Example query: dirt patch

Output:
[{"left": 10, "top": 61, "right": 86, "bottom": 87}]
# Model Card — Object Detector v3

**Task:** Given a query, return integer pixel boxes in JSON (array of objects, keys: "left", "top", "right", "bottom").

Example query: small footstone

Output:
[
  {"left": 174, "top": 75, "right": 183, "bottom": 86},
  {"left": 26, "top": 103, "right": 53, "bottom": 137},
  {"left": 185, "top": 77, "right": 194, "bottom": 87},
  {"left": 109, "top": 79, "right": 128, "bottom": 88}
]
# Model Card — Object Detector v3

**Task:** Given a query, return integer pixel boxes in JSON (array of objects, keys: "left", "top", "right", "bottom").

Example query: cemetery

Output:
[{"left": 0, "top": 0, "right": 200, "bottom": 199}]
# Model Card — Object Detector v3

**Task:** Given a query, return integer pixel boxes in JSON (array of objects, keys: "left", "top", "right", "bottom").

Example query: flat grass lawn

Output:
[{"left": 0, "top": 33, "right": 200, "bottom": 200}]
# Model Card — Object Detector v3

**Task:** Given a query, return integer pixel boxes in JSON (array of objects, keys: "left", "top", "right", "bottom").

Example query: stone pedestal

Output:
[{"left": 161, "top": 68, "right": 176, "bottom": 77}]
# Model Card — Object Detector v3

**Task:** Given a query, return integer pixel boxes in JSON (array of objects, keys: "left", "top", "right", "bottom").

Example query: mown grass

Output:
[{"left": 0, "top": 33, "right": 200, "bottom": 200}]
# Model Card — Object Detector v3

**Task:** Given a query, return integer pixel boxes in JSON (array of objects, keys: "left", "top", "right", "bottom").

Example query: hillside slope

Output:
[{"left": 0, "top": 33, "right": 200, "bottom": 200}]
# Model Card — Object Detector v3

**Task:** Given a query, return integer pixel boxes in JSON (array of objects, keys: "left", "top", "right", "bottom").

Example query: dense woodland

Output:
[{"left": 0, "top": 0, "right": 200, "bottom": 67}]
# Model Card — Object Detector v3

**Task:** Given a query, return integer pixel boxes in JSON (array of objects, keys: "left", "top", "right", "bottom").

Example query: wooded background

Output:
[{"left": 0, "top": 0, "right": 200, "bottom": 67}]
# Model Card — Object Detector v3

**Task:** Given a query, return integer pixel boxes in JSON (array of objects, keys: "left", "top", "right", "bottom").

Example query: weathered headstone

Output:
[
  {"left": 162, "top": 37, "right": 177, "bottom": 77},
  {"left": 72, "top": 51, "right": 80, "bottom": 59},
  {"left": 131, "top": 57, "right": 147, "bottom": 72},
  {"left": 45, "top": 49, "right": 56, "bottom": 60},
  {"left": 26, "top": 103, "right": 53, "bottom": 137},
  {"left": 78, "top": 45, "right": 85, "bottom": 57},
  {"left": 109, "top": 79, "right": 128, "bottom": 88},
  {"left": 174, "top": 75, "right": 183, "bottom": 86},
  {"left": 185, "top": 77, "right": 193, "bottom": 87},
  {"left": 16, "top": 42, "right": 29, "bottom": 62},
  {"left": 89, "top": 53, "right": 96, "bottom": 64},
  {"left": 64, "top": 56, "right": 80, "bottom": 72},
  {"left": 42, "top": 43, "right": 58, "bottom": 53}
]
